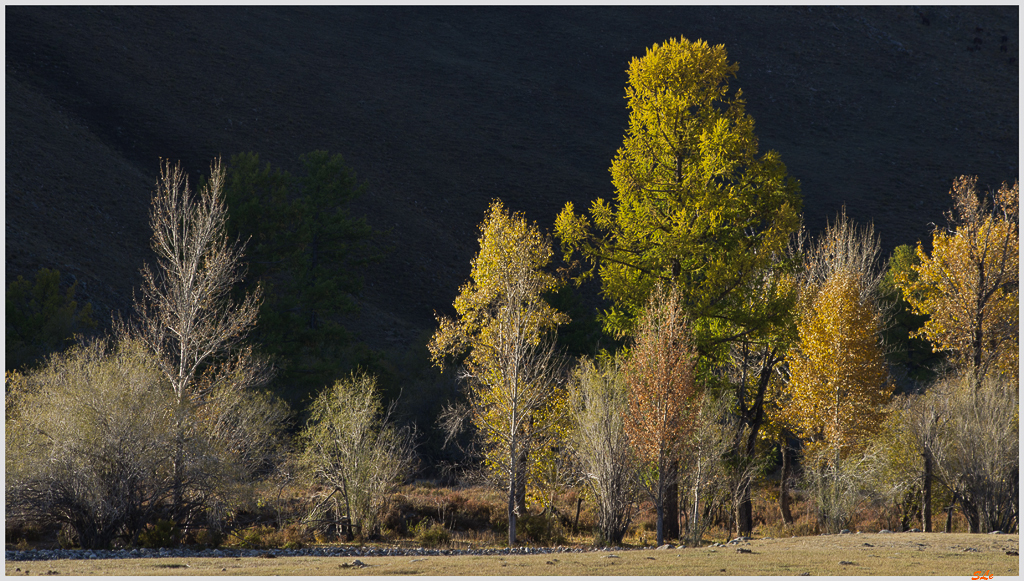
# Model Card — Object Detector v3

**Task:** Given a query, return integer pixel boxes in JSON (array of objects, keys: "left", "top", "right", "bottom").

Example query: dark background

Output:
[{"left": 6, "top": 5, "right": 1018, "bottom": 358}]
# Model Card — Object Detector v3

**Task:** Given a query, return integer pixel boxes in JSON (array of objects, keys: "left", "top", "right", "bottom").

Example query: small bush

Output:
[
  {"left": 516, "top": 511, "right": 566, "bottom": 546},
  {"left": 277, "top": 524, "right": 313, "bottom": 549},
  {"left": 229, "top": 524, "right": 312, "bottom": 549},
  {"left": 6, "top": 521, "right": 44, "bottom": 548},
  {"left": 138, "top": 519, "right": 182, "bottom": 548},
  {"left": 191, "top": 528, "right": 224, "bottom": 548},
  {"left": 413, "top": 520, "right": 451, "bottom": 548},
  {"left": 232, "top": 525, "right": 276, "bottom": 549},
  {"left": 57, "top": 525, "right": 79, "bottom": 549}
]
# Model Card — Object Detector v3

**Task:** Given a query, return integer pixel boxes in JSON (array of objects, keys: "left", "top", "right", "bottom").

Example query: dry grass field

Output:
[{"left": 6, "top": 533, "right": 1017, "bottom": 576}]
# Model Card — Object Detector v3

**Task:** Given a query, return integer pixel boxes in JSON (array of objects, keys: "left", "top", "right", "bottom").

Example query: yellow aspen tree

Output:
[
  {"left": 786, "top": 272, "right": 893, "bottom": 457},
  {"left": 784, "top": 211, "right": 894, "bottom": 461},
  {"left": 429, "top": 200, "right": 568, "bottom": 547},
  {"left": 897, "top": 176, "right": 1018, "bottom": 381}
]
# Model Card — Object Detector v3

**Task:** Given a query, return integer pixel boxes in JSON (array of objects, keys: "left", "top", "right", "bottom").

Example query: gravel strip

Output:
[{"left": 7, "top": 545, "right": 629, "bottom": 561}]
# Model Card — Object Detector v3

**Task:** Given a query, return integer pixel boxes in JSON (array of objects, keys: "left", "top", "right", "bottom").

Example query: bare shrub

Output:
[
  {"left": 6, "top": 339, "right": 177, "bottom": 549},
  {"left": 932, "top": 372, "right": 1018, "bottom": 533},
  {"left": 800, "top": 446, "right": 873, "bottom": 534},
  {"left": 568, "top": 356, "right": 638, "bottom": 545},
  {"left": 301, "top": 373, "right": 417, "bottom": 540}
]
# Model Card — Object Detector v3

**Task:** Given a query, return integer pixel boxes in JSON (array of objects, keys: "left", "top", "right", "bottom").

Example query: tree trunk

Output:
[
  {"left": 780, "top": 439, "right": 794, "bottom": 525},
  {"left": 655, "top": 503, "right": 665, "bottom": 546},
  {"left": 508, "top": 495, "right": 517, "bottom": 546},
  {"left": 737, "top": 478, "right": 753, "bottom": 536},
  {"left": 515, "top": 445, "right": 529, "bottom": 523},
  {"left": 573, "top": 495, "right": 582, "bottom": 535},
  {"left": 958, "top": 494, "right": 981, "bottom": 533},
  {"left": 665, "top": 461, "right": 679, "bottom": 541},
  {"left": 508, "top": 439, "right": 520, "bottom": 546},
  {"left": 692, "top": 470, "right": 702, "bottom": 546},
  {"left": 945, "top": 505, "right": 954, "bottom": 533},
  {"left": 922, "top": 449, "right": 933, "bottom": 532}
]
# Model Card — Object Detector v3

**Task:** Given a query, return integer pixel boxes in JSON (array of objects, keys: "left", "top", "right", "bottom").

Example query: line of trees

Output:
[
  {"left": 6, "top": 158, "right": 413, "bottom": 549},
  {"left": 432, "top": 36, "right": 1018, "bottom": 545},
  {"left": 5, "top": 35, "right": 1017, "bottom": 550}
]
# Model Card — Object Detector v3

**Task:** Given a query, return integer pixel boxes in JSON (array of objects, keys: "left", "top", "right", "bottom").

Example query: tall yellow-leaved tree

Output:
[
  {"left": 429, "top": 200, "right": 568, "bottom": 546},
  {"left": 784, "top": 212, "right": 893, "bottom": 460}
]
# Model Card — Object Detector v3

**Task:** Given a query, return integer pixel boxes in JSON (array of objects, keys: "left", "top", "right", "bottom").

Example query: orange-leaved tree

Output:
[
  {"left": 896, "top": 176, "right": 1018, "bottom": 382},
  {"left": 429, "top": 199, "right": 568, "bottom": 547},
  {"left": 623, "top": 282, "right": 697, "bottom": 546}
]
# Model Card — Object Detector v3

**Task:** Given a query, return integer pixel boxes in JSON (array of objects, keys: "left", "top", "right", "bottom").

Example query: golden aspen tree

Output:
[
  {"left": 784, "top": 211, "right": 893, "bottom": 461},
  {"left": 897, "top": 176, "right": 1018, "bottom": 381},
  {"left": 623, "top": 283, "right": 697, "bottom": 546},
  {"left": 786, "top": 272, "right": 893, "bottom": 457},
  {"left": 429, "top": 200, "right": 568, "bottom": 547}
]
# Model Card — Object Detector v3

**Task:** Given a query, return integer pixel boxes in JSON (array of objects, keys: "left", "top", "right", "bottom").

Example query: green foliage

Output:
[
  {"left": 880, "top": 245, "right": 941, "bottom": 385},
  {"left": 5, "top": 268, "right": 96, "bottom": 372},
  {"left": 555, "top": 36, "right": 801, "bottom": 368},
  {"left": 412, "top": 519, "right": 452, "bottom": 548},
  {"left": 224, "top": 151, "right": 378, "bottom": 406}
]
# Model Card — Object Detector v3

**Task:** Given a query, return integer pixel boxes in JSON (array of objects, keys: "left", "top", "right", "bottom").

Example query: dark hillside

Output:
[{"left": 6, "top": 6, "right": 1018, "bottom": 357}]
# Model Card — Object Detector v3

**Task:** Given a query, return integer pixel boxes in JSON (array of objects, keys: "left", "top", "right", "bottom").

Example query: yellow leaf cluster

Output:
[
  {"left": 897, "top": 177, "right": 1018, "bottom": 378},
  {"left": 785, "top": 270, "right": 893, "bottom": 459}
]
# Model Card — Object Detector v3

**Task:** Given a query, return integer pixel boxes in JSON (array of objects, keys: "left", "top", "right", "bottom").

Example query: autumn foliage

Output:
[
  {"left": 623, "top": 283, "right": 697, "bottom": 545},
  {"left": 428, "top": 200, "right": 568, "bottom": 545},
  {"left": 897, "top": 176, "right": 1019, "bottom": 379},
  {"left": 784, "top": 213, "right": 893, "bottom": 460}
]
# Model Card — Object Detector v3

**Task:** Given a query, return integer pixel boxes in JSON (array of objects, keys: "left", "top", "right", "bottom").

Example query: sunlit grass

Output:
[{"left": 7, "top": 533, "right": 1017, "bottom": 577}]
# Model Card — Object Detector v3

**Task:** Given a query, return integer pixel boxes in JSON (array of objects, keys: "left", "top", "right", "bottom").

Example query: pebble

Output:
[{"left": 6, "top": 544, "right": 606, "bottom": 562}]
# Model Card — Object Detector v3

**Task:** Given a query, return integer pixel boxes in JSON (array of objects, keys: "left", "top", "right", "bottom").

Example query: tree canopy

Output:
[
  {"left": 783, "top": 213, "right": 893, "bottom": 461},
  {"left": 896, "top": 176, "right": 1018, "bottom": 380},
  {"left": 555, "top": 37, "right": 801, "bottom": 366},
  {"left": 223, "top": 151, "right": 377, "bottom": 405}
]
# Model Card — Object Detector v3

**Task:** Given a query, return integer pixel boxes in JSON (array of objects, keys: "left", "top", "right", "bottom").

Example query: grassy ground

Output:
[{"left": 7, "top": 533, "right": 1017, "bottom": 576}]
